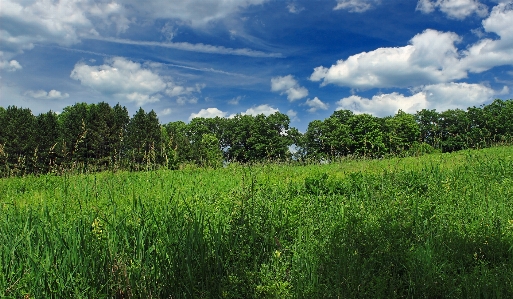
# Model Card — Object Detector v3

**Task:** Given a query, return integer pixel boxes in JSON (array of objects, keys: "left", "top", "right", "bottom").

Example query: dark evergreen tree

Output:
[
  {"left": 164, "top": 120, "right": 191, "bottom": 166},
  {"left": 2, "top": 106, "right": 36, "bottom": 175},
  {"left": 59, "top": 103, "right": 90, "bottom": 166},
  {"left": 126, "top": 108, "right": 162, "bottom": 169},
  {"left": 35, "top": 111, "right": 60, "bottom": 173},
  {"left": 111, "top": 103, "right": 130, "bottom": 166}
]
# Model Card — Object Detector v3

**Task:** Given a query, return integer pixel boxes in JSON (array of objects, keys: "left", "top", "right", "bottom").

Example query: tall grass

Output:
[{"left": 1, "top": 146, "right": 513, "bottom": 298}]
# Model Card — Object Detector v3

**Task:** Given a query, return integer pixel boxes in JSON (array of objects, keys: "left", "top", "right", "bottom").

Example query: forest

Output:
[{"left": 1, "top": 99, "right": 512, "bottom": 177}]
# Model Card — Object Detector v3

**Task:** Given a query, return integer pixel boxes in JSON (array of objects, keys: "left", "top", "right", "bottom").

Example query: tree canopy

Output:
[{"left": 1, "top": 99, "right": 512, "bottom": 176}]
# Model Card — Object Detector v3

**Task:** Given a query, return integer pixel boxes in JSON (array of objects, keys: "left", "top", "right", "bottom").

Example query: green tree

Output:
[
  {"left": 385, "top": 110, "right": 420, "bottom": 155},
  {"left": 1, "top": 106, "right": 36, "bottom": 175},
  {"left": 482, "top": 99, "right": 513, "bottom": 144},
  {"left": 199, "top": 133, "right": 223, "bottom": 168},
  {"left": 466, "top": 105, "right": 490, "bottom": 149},
  {"left": 303, "top": 120, "right": 329, "bottom": 159},
  {"left": 111, "top": 103, "right": 130, "bottom": 166},
  {"left": 439, "top": 109, "right": 469, "bottom": 152},
  {"left": 126, "top": 108, "right": 162, "bottom": 169},
  {"left": 35, "top": 111, "right": 60, "bottom": 173},
  {"left": 415, "top": 109, "right": 441, "bottom": 149},
  {"left": 164, "top": 121, "right": 192, "bottom": 166},
  {"left": 225, "top": 114, "right": 254, "bottom": 162},
  {"left": 348, "top": 113, "right": 387, "bottom": 157},
  {"left": 0, "top": 107, "right": 7, "bottom": 175},
  {"left": 59, "top": 103, "right": 90, "bottom": 166},
  {"left": 324, "top": 110, "right": 354, "bottom": 157},
  {"left": 249, "top": 112, "right": 292, "bottom": 161}
]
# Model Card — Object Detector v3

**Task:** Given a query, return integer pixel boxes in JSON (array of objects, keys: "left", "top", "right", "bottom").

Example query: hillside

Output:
[{"left": 1, "top": 146, "right": 513, "bottom": 298}]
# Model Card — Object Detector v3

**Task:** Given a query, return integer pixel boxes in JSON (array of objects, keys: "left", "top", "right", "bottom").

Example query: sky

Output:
[{"left": 1, "top": 0, "right": 512, "bottom": 132}]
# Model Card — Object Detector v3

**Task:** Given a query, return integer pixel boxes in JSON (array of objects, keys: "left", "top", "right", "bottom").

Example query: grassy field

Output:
[{"left": 1, "top": 146, "right": 513, "bottom": 298}]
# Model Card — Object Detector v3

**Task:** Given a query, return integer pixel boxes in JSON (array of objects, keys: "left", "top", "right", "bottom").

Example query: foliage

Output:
[{"left": 1, "top": 99, "right": 513, "bottom": 177}]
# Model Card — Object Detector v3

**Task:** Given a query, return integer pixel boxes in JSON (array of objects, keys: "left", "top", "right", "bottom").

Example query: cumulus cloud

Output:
[
  {"left": 70, "top": 57, "right": 167, "bottom": 106},
  {"left": 416, "top": 0, "right": 488, "bottom": 19},
  {"left": 311, "top": 3, "right": 513, "bottom": 91},
  {"left": 460, "top": 2, "right": 513, "bottom": 73},
  {"left": 24, "top": 89, "right": 69, "bottom": 100},
  {"left": 305, "top": 97, "right": 329, "bottom": 113},
  {"left": 271, "top": 75, "right": 309, "bottom": 101},
  {"left": 336, "top": 83, "right": 497, "bottom": 117},
  {"left": 310, "top": 29, "right": 465, "bottom": 89},
  {"left": 189, "top": 108, "right": 227, "bottom": 120},
  {"left": 334, "top": 0, "right": 380, "bottom": 12},
  {"left": 241, "top": 104, "right": 279, "bottom": 116},
  {"left": 189, "top": 104, "right": 279, "bottom": 120},
  {"left": 0, "top": 59, "right": 22, "bottom": 72}
]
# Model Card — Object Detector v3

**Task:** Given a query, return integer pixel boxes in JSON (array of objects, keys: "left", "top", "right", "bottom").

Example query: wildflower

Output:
[{"left": 91, "top": 217, "right": 104, "bottom": 240}]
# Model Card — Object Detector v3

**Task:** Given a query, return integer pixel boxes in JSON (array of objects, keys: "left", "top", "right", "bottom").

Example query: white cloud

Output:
[
  {"left": 460, "top": 2, "right": 513, "bottom": 73},
  {"left": 271, "top": 75, "right": 309, "bottom": 101},
  {"left": 287, "top": 109, "right": 299, "bottom": 121},
  {"left": 159, "top": 108, "right": 172, "bottom": 116},
  {"left": 0, "top": 0, "right": 128, "bottom": 56},
  {"left": 176, "top": 96, "right": 198, "bottom": 105},
  {"left": 228, "top": 95, "right": 244, "bottom": 105},
  {"left": 241, "top": 104, "right": 279, "bottom": 116},
  {"left": 0, "top": 0, "right": 272, "bottom": 58},
  {"left": 305, "top": 97, "right": 329, "bottom": 113},
  {"left": 0, "top": 59, "right": 22, "bottom": 72},
  {"left": 313, "top": 3, "right": 513, "bottom": 91},
  {"left": 336, "top": 83, "right": 497, "bottom": 117},
  {"left": 70, "top": 57, "right": 169, "bottom": 106},
  {"left": 86, "top": 36, "right": 282, "bottom": 58},
  {"left": 24, "top": 89, "right": 69, "bottom": 100},
  {"left": 416, "top": 0, "right": 489, "bottom": 19},
  {"left": 121, "top": 0, "right": 269, "bottom": 27},
  {"left": 166, "top": 83, "right": 205, "bottom": 97},
  {"left": 334, "top": 0, "right": 380, "bottom": 12},
  {"left": 189, "top": 108, "right": 227, "bottom": 120},
  {"left": 287, "top": 3, "right": 304, "bottom": 13},
  {"left": 189, "top": 104, "right": 279, "bottom": 121},
  {"left": 311, "top": 29, "right": 465, "bottom": 89}
]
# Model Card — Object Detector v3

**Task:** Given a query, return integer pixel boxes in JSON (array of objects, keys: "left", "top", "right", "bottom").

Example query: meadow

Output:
[{"left": 1, "top": 146, "right": 513, "bottom": 298}]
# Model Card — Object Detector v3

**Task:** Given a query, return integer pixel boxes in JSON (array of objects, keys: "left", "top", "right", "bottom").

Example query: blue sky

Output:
[{"left": 1, "top": 0, "right": 512, "bottom": 131}]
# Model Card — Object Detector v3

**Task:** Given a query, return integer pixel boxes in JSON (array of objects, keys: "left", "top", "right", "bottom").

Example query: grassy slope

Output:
[{"left": 1, "top": 146, "right": 513, "bottom": 298}]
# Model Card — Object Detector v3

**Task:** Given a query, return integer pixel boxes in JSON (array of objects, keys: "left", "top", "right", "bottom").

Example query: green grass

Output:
[{"left": 1, "top": 146, "right": 513, "bottom": 298}]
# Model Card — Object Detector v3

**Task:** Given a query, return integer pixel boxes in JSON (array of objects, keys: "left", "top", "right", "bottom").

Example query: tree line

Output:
[{"left": 0, "top": 99, "right": 512, "bottom": 177}]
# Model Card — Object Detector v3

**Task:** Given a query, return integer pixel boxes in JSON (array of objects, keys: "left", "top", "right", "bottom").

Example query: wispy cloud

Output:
[
  {"left": 38, "top": 44, "right": 250, "bottom": 77},
  {"left": 85, "top": 36, "right": 283, "bottom": 58}
]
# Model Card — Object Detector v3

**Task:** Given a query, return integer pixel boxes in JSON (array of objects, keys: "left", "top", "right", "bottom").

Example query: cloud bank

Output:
[
  {"left": 70, "top": 57, "right": 203, "bottom": 106},
  {"left": 335, "top": 83, "right": 498, "bottom": 117}
]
